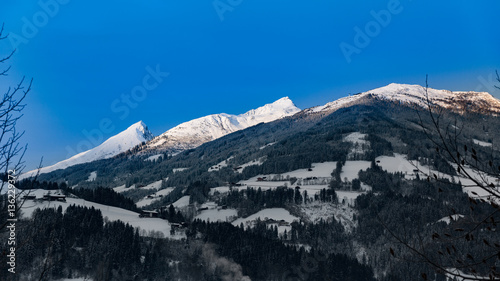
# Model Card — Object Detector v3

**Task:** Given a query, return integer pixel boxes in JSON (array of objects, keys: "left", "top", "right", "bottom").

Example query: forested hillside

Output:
[{"left": 9, "top": 91, "right": 500, "bottom": 280}]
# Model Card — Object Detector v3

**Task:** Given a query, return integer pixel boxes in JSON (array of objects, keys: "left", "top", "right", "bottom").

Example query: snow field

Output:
[
  {"left": 336, "top": 191, "right": 363, "bottom": 206},
  {"left": 259, "top": 142, "right": 276, "bottom": 150},
  {"left": 208, "top": 156, "right": 234, "bottom": 172},
  {"left": 473, "top": 139, "right": 492, "bottom": 147},
  {"left": 210, "top": 186, "right": 231, "bottom": 195},
  {"left": 86, "top": 171, "right": 97, "bottom": 182},
  {"left": 236, "top": 160, "right": 371, "bottom": 203},
  {"left": 114, "top": 179, "right": 166, "bottom": 195},
  {"left": 113, "top": 184, "right": 129, "bottom": 193},
  {"left": 136, "top": 186, "right": 175, "bottom": 208},
  {"left": 195, "top": 209, "right": 238, "bottom": 223},
  {"left": 341, "top": 161, "right": 371, "bottom": 181},
  {"left": 20, "top": 189, "right": 183, "bottom": 239},
  {"left": 344, "top": 132, "right": 369, "bottom": 159},
  {"left": 173, "top": 167, "right": 189, "bottom": 173},
  {"left": 142, "top": 180, "right": 163, "bottom": 190},
  {"left": 173, "top": 195, "right": 191, "bottom": 208},
  {"left": 232, "top": 208, "right": 299, "bottom": 235},
  {"left": 235, "top": 157, "right": 266, "bottom": 173},
  {"left": 145, "top": 154, "right": 163, "bottom": 162},
  {"left": 374, "top": 154, "right": 499, "bottom": 202},
  {"left": 375, "top": 153, "right": 421, "bottom": 179},
  {"left": 437, "top": 214, "right": 464, "bottom": 224}
]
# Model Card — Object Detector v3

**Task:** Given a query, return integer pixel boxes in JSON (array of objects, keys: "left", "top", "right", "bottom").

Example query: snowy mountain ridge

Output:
[
  {"left": 307, "top": 83, "right": 500, "bottom": 115},
  {"left": 145, "top": 97, "right": 300, "bottom": 153},
  {"left": 22, "top": 121, "right": 153, "bottom": 178},
  {"left": 23, "top": 84, "right": 499, "bottom": 178},
  {"left": 22, "top": 98, "right": 299, "bottom": 177}
]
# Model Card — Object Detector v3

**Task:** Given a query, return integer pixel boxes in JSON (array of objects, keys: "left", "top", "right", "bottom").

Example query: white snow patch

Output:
[
  {"left": 86, "top": 171, "right": 97, "bottom": 182},
  {"left": 173, "top": 168, "right": 189, "bottom": 173},
  {"left": 341, "top": 161, "right": 371, "bottom": 182},
  {"left": 141, "top": 180, "right": 163, "bottom": 190},
  {"left": 145, "top": 154, "right": 163, "bottom": 162},
  {"left": 173, "top": 196, "right": 190, "bottom": 208},
  {"left": 375, "top": 154, "right": 424, "bottom": 179},
  {"left": 344, "top": 132, "right": 369, "bottom": 159},
  {"left": 437, "top": 214, "right": 464, "bottom": 224},
  {"left": 344, "top": 132, "right": 367, "bottom": 144},
  {"left": 136, "top": 187, "right": 174, "bottom": 208},
  {"left": 235, "top": 157, "right": 266, "bottom": 173},
  {"left": 200, "top": 201, "right": 218, "bottom": 209},
  {"left": 445, "top": 268, "right": 490, "bottom": 280},
  {"left": 113, "top": 184, "right": 130, "bottom": 193},
  {"left": 260, "top": 142, "right": 276, "bottom": 150},
  {"left": 208, "top": 156, "right": 234, "bottom": 172},
  {"left": 156, "top": 187, "right": 175, "bottom": 197},
  {"left": 232, "top": 208, "right": 299, "bottom": 235},
  {"left": 473, "top": 139, "right": 492, "bottom": 147},
  {"left": 336, "top": 191, "right": 364, "bottom": 206},
  {"left": 210, "top": 186, "right": 231, "bottom": 195}
]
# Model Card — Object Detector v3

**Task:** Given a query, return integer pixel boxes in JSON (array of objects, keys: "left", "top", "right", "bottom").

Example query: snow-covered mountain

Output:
[
  {"left": 22, "top": 121, "right": 153, "bottom": 178},
  {"left": 25, "top": 84, "right": 498, "bottom": 178},
  {"left": 306, "top": 83, "right": 500, "bottom": 115},
  {"left": 145, "top": 97, "right": 300, "bottom": 153}
]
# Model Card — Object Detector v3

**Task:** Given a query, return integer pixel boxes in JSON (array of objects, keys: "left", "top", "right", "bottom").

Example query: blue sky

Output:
[{"left": 0, "top": 0, "right": 499, "bottom": 170}]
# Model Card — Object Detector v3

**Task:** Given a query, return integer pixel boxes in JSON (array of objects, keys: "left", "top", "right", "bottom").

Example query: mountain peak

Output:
[
  {"left": 21, "top": 121, "right": 154, "bottom": 178},
  {"left": 308, "top": 83, "right": 500, "bottom": 115},
  {"left": 273, "top": 97, "right": 299, "bottom": 111},
  {"left": 241, "top": 97, "right": 300, "bottom": 118},
  {"left": 378, "top": 83, "right": 424, "bottom": 91},
  {"left": 366, "top": 83, "right": 500, "bottom": 110},
  {"left": 128, "top": 120, "right": 154, "bottom": 140},
  {"left": 272, "top": 96, "right": 292, "bottom": 104},
  {"left": 131, "top": 120, "right": 147, "bottom": 128},
  {"left": 147, "top": 97, "right": 301, "bottom": 153}
]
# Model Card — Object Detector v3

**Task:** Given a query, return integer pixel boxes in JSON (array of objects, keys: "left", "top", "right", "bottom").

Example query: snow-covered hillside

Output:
[
  {"left": 22, "top": 121, "right": 153, "bottom": 178},
  {"left": 307, "top": 83, "right": 500, "bottom": 115},
  {"left": 232, "top": 208, "right": 298, "bottom": 235},
  {"left": 145, "top": 97, "right": 300, "bottom": 153},
  {"left": 19, "top": 189, "right": 183, "bottom": 239}
]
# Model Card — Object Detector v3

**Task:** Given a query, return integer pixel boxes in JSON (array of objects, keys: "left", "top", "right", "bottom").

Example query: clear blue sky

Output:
[{"left": 1, "top": 1, "right": 499, "bottom": 171}]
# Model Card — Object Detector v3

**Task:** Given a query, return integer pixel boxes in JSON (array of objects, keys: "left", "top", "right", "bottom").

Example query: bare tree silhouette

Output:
[
  {"left": 387, "top": 74, "right": 500, "bottom": 280},
  {"left": 0, "top": 23, "right": 41, "bottom": 277}
]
